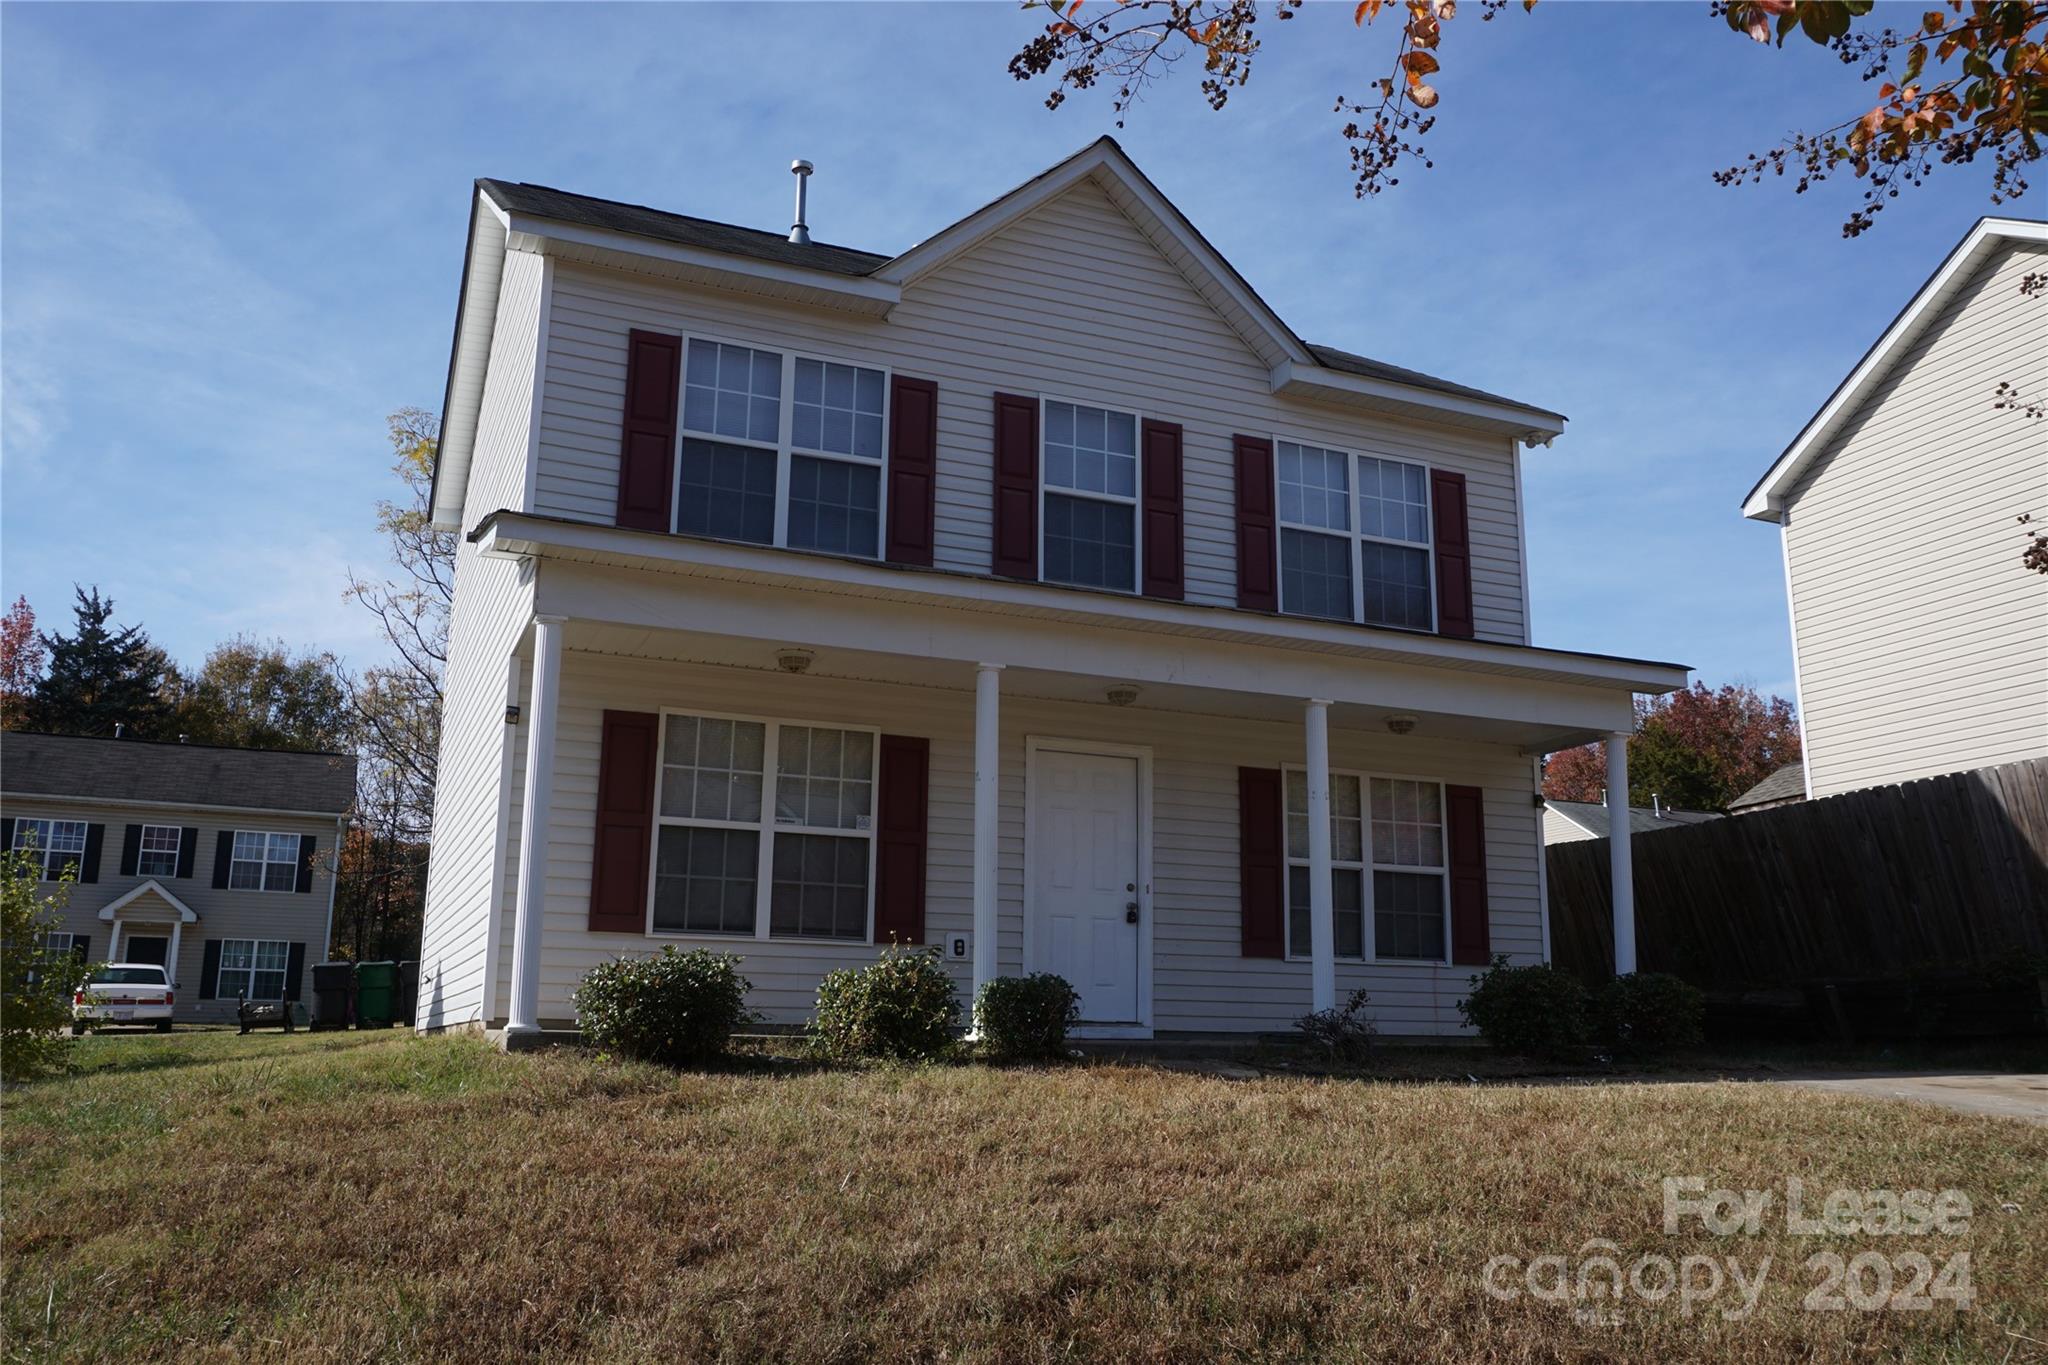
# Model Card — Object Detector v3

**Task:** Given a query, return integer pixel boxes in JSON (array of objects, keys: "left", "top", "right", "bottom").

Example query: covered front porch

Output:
[{"left": 477, "top": 517, "right": 1684, "bottom": 1038}]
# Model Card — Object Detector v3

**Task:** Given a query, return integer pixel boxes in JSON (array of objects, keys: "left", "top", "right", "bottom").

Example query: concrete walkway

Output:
[{"left": 1781, "top": 1073, "right": 2048, "bottom": 1126}]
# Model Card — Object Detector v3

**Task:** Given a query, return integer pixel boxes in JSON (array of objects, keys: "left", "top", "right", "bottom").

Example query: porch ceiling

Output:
[{"left": 555, "top": 617, "right": 1617, "bottom": 755}]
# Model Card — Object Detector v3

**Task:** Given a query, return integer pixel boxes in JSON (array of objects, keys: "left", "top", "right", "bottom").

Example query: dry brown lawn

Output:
[{"left": 4, "top": 1030, "right": 2045, "bottom": 1363}]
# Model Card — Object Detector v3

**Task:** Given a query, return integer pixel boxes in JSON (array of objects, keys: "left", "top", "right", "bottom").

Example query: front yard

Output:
[{"left": 4, "top": 1031, "right": 2045, "bottom": 1362}]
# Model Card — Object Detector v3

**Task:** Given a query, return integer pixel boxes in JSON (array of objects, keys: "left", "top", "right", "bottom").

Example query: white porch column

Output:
[
  {"left": 506, "top": 614, "right": 566, "bottom": 1036},
  {"left": 971, "top": 664, "right": 1002, "bottom": 1006},
  {"left": 1606, "top": 730, "right": 1637, "bottom": 976},
  {"left": 106, "top": 919, "right": 123, "bottom": 963},
  {"left": 1304, "top": 698, "right": 1336, "bottom": 1013},
  {"left": 167, "top": 921, "right": 184, "bottom": 990}
]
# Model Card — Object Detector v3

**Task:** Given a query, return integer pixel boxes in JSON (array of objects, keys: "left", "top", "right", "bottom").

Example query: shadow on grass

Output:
[{"left": 58, "top": 1029, "right": 411, "bottom": 1082}]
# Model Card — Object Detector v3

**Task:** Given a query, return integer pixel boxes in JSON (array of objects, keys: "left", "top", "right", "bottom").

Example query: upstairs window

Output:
[
  {"left": 675, "top": 339, "right": 888, "bottom": 560},
  {"left": 137, "top": 824, "right": 181, "bottom": 878},
  {"left": 11, "top": 818, "right": 86, "bottom": 881},
  {"left": 229, "top": 832, "right": 299, "bottom": 893},
  {"left": 1276, "top": 443, "right": 1436, "bottom": 631},
  {"left": 1042, "top": 400, "right": 1139, "bottom": 592}
]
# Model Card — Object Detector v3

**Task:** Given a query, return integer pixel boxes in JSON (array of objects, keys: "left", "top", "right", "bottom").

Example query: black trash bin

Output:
[
  {"left": 393, "top": 960, "right": 419, "bottom": 1028},
  {"left": 310, "top": 962, "right": 354, "bottom": 1031}
]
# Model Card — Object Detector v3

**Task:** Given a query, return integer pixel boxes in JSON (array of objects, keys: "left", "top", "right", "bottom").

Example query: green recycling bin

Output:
[{"left": 353, "top": 960, "right": 397, "bottom": 1029}]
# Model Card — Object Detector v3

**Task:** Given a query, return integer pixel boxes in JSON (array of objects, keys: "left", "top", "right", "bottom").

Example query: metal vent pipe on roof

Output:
[{"left": 789, "top": 159, "right": 814, "bottom": 245}]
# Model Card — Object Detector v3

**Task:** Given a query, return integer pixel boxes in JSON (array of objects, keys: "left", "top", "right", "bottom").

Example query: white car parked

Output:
[{"left": 73, "top": 964, "right": 175, "bottom": 1033}]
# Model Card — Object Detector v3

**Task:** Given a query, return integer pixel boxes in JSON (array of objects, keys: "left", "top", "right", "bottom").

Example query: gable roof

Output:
[
  {"left": 1546, "top": 799, "right": 1723, "bottom": 839},
  {"left": 98, "top": 880, "right": 200, "bottom": 924},
  {"left": 1727, "top": 762, "right": 1808, "bottom": 811},
  {"left": 0, "top": 731, "right": 357, "bottom": 816},
  {"left": 433, "top": 138, "right": 1566, "bottom": 530},
  {"left": 1742, "top": 216, "right": 2048, "bottom": 522}
]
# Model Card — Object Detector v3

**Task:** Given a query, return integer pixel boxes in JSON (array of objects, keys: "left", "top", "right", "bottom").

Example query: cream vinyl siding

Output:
[
  {"left": 19, "top": 798, "right": 336, "bottom": 1024},
  {"left": 1782, "top": 241, "right": 2048, "bottom": 797},
  {"left": 1542, "top": 806, "right": 1598, "bottom": 845},
  {"left": 528, "top": 180, "right": 1530, "bottom": 644},
  {"left": 488, "top": 653, "right": 1541, "bottom": 1036},
  {"left": 416, "top": 248, "right": 546, "bottom": 1029}
]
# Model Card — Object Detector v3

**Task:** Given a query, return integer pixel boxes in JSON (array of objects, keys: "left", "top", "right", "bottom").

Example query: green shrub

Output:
[
  {"left": 1594, "top": 971, "right": 1706, "bottom": 1055},
  {"left": 2, "top": 849, "right": 95, "bottom": 1083},
  {"left": 572, "top": 947, "right": 753, "bottom": 1066},
  {"left": 1457, "top": 956, "right": 1590, "bottom": 1059},
  {"left": 1294, "top": 988, "right": 1378, "bottom": 1063},
  {"left": 811, "top": 945, "right": 960, "bottom": 1062},
  {"left": 974, "top": 973, "right": 1080, "bottom": 1061}
]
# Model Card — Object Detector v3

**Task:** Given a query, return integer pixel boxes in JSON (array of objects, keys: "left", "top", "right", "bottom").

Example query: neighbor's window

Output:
[
  {"left": 229, "top": 832, "right": 299, "bottom": 892},
  {"left": 1284, "top": 769, "right": 1365, "bottom": 960},
  {"left": 1276, "top": 444, "right": 1435, "bottom": 631},
  {"left": 652, "top": 712, "right": 876, "bottom": 942},
  {"left": 217, "top": 939, "right": 289, "bottom": 1000},
  {"left": 10, "top": 818, "right": 87, "bottom": 881},
  {"left": 42, "top": 931, "right": 75, "bottom": 958},
  {"left": 1369, "top": 777, "right": 1448, "bottom": 961},
  {"left": 1042, "top": 400, "right": 1138, "bottom": 592},
  {"left": 675, "top": 339, "right": 888, "bottom": 559},
  {"left": 137, "top": 824, "right": 181, "bottom": 878}
]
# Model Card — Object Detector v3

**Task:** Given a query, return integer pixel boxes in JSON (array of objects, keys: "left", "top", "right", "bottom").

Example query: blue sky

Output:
[{"left": 0, "top": 2, "right": 2009, "bottom": 701}]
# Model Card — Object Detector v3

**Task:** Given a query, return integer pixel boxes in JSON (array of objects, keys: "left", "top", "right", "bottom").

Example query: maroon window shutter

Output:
[
  {"left": 886, "top": 376, "right": 939, "bottom": 566},
  {"left": 873, "top": 735, "right": 930, "bottom": 945},
  {"left": 1140, "top": 419, "right": 1185, "bottom": 600},
  {"left": 1238, "top": 767, "right": 1285, "bottom": 958},
  {"left": 1430, "top": 469, "right": 1475, "bottom": 639},
  {"left": 589, "top": 709, "right": 660, "bottom": 933},
  {"left": 1445, "top": 783, "right": 1491, "bottom": 965},
  {"left": 992, "top": 392, "right": 1038, "bottom": 579},
  {"left": 615, "top": 330, "right": 682, "bottom": 532},
  {"left": 1234, "top": 435, "right": 1277, "bottom": 611}
]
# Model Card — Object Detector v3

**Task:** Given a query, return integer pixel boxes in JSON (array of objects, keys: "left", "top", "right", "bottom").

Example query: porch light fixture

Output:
[
  {"left": 775, "top": 648, "right": 815, "bottom": 675},
  {"left": 1105, "top": 685, "right": 1140, "bottom": 707},
  {"left": 1384, "top": 714, "right": 1418, "bottom": 736},
  {"left": 504, "top": 703, "right": 521, "bottom": 726}
]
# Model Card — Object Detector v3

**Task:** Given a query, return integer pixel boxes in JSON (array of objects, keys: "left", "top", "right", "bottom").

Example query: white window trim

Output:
[
  {"left": 137, "top": 823, "right": 181, "bottom": 878},
  {"left": 669, "top": 332, "right": 892, "bottom": 561},
  {"left": 1039, "top": 394, "right": 1144, "bottom": 595},
  {"left": 230, "top": 830, "right": 299, "bottom": 894},
  {"left": 11, "top": 817, "right": 87, "bottom": 881},
  {"left": 644, "top": 706, "right": 882, "bottom": 944},
  {"left": 1280, "top": 765, "right": 1454, "bottom": 967},
  {"left": 43, "top": 931, "right": 75, "bottom": 957},
  {"left": 1273, "top": 437, "right": 1439, "bottom": 633},
  {"left": 216, "top": 937, "right": 290, "bottom": 1001}
]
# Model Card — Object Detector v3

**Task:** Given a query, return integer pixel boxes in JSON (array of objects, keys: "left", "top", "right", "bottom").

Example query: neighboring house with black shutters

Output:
[
  {"left": 1, "top": 731, "right": 355, "bottom": 1023},
  {"left": 417, "top": 138, "right": 1689, "bottom": 1042}
]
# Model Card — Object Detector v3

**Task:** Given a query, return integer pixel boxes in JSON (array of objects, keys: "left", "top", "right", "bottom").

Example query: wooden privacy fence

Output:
[{"left": 1547, "top": 756, "right": 2048, "bottom": 992}]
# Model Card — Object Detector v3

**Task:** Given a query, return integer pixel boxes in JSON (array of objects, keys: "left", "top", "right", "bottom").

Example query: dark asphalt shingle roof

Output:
[
  {"left": 478, "top": 179, "right": 892, "bottom": 278},
  {"left": 1, "top": 732, "right": 357, "bottom": 816},
  {"left": 1548, "top": 799, "right": 1723, "bottom": 839},
  {"left": 476, "top": 177, "right": 1550, "bottom": 417},
  {"left": 1727, "top": 763, "right": 1807, "bottom": 810}
]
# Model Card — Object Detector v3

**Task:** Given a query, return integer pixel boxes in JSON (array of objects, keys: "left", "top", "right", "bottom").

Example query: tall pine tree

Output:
[{"left": 31, "top": 587, "right": 173, "bottom": 739}]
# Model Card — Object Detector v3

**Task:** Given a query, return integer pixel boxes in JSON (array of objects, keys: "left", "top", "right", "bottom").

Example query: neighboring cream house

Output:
[
  {"left": 416, "top": 139, "right": 1688, "bottom": 1041},
  {"left": 1541, "top": 799, "right": 1720, "bottom": 846},
  {"left": 1744, "top": 217, "right": 2048, "bottom": 799},
  {"left": 1, "top": 732, "right": 355, "bottom": 1023}
]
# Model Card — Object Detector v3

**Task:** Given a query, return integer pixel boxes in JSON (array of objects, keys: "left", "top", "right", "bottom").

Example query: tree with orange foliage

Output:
[
  {"left": 0, "top": 596, "right": 44, "bottom": 731},
  {"left": 1009, "top": 0, "right": 2046, "bottom": 234},
  {"left": 1543, "top": 682, "right": 1803, "bottom": 811}
]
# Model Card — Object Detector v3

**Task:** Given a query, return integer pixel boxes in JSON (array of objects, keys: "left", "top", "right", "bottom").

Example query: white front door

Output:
[{"left": 1030, "top": 749, "right": 1141, "bottom": 1023}]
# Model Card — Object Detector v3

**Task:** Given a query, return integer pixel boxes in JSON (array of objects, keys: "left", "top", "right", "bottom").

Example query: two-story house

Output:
[
  {"left": 416, "top": 139, "right": 1688, "bottom": 1041},
  {"left": 1744, "top": 217, "right": 2047, "bottom": 799},
  {"left": 1, "top": 731, "right": 356, "bottom": 1022}
]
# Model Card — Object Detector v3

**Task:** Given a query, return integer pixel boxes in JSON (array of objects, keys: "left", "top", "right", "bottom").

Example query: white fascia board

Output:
[
  {"left": 475, "top": 512, "right": 1690, "bottom": 695},
  {"left": 505, "top": 216, "right": 900, "bottom": 314},
  {"left": 875, "top": 139, "right": 1314, "bottom": 369},
  {"left": 1270, "top": 359, "right": 1568, "bottom": 442},
  {"left": 1742, "top": 217, "right": 2048, "bottom": 523},
  {"left": 430, "top": 189, "right": 512, "bottom": 532}
]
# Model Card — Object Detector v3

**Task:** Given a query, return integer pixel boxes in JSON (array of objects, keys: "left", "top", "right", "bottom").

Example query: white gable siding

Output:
[
  {"left": 488, "top": 652, "right": 1541, "bottom": 1036},
  {"left": 416, "top": 249, "right": 546, "bottom": 1029},
  {"left": 1783, "top": 241, "right": 2048, "bottom": 797},
  {"left": 525, "top": 179, "right": 1529, "bottom": 644}
]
